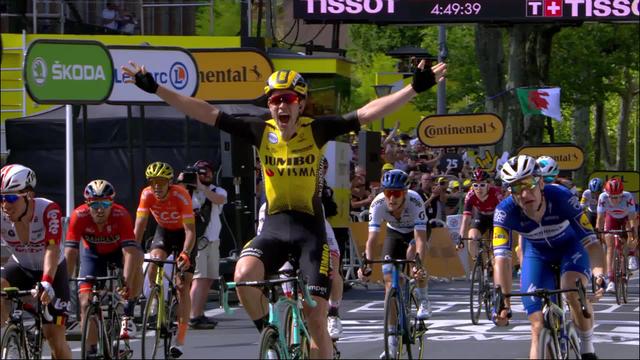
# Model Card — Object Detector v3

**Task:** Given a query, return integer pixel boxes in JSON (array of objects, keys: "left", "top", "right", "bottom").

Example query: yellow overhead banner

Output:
[
  {"left": 417, "top": 113, "right": 504, "bottom": 147},
  {"left": 589, "top": 171, "right": 639, "bottom": 193},
  {"left": 517, "top": 144, "right": 584, "bottom": 170},
  {"left": 191, "top": 49, "right": 273, "bottom": 102}
]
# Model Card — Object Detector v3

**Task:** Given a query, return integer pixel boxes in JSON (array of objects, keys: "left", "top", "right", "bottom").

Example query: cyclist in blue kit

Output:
[{"left": 492, "top": 155, "right": 601, "bottom": 360}]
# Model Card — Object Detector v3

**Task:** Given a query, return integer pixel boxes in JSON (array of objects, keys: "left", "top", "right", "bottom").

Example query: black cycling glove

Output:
[
  {"left": 411, "top": 65, "right": 437, "bottom": 93},
  {"left": 134, "top": 71, "right": 159, "bottom": 94}
]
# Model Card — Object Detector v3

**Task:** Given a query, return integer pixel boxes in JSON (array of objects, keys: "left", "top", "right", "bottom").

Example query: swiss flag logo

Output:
[{"left": 544, "top": 0, "right": 563, "bottom": 16}]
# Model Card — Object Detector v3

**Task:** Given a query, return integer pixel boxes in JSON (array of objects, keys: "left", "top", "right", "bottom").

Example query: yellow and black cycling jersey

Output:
[{"left": 216, "top": 111, "right": 360, "bottom": 216}]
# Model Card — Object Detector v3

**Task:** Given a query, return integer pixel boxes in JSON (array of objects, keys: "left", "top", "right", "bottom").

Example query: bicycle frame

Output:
[{"left": 0, "top": 286, "right": 49, "bottom": 360}]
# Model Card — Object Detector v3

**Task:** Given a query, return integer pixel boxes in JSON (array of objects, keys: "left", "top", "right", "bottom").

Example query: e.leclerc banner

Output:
[
  {"left": 24, "top": 40, "right": 113, "bottom": 104},
  {"left": 108, "top": 46, "right": 199, "bottom": 104},
  {"left": 517, "top": 144, "right": 584, "bottom": 170},
  {"left": 417, "top": 113, "right": 504, "bottom": 147}
]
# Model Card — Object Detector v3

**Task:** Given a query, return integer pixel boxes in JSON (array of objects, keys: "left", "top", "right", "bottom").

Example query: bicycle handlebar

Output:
[
  {"left": 1, "top": 284, "right": 53, "bottom": 322},
  {"left": 218, "top": 275, "right": 317, "bottom": 315},
  {"left": 495, "top": 279, "right": 590, "bottom": 319},
  {"left": 361, "top": 252, "right": 423, "bottom": 276},
  {"left": 143, "top": 257, "right": 177, "bottom": 265},
  {"left": 70, "top": 275, "right": 120, "bottom": 283},
  {"left": 455, "top": 237, "right": 487, "bottom": 250}
]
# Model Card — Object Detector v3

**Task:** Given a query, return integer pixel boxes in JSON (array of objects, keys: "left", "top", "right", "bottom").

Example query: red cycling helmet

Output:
[
  {"left": 472, "top": 168, "right": 490, "bottom": 182},
  {"left": 604, "top": 178, "right": 623, "bottom": 195}
]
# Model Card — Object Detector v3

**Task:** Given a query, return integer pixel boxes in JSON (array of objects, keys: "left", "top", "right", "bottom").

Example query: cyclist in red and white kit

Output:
[
  {"left": 65, "top": 179, "right": 144, "bottom": 352},
  {"left": 458, "top": 168, "right": 503, "bottom": 258},
  {"left": 0, "top": 164, "right": 71, "bottom": 359},
  {"left": 596, "top": 178, "right": 638, "bottom": 293}
]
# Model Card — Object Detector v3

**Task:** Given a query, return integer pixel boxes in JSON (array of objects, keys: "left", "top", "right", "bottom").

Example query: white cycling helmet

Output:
[
  {"left": 500, "top": 155, "right": 538, "bottom": 185},
  {"left": 536, "top": 156, "right": 559, "bottom": 177},
  {"left": 0, "top": 164, "right": 37, "bottom": 193}
]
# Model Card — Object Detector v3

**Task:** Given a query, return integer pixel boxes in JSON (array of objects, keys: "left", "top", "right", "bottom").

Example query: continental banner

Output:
[
  {"left": 517, "top": 144, "right": 584, "bottom": 170},
  {"left": 589, "top": 171, "right": 639, "bottom": 193},
  {"left": 191, "top": 49, "right": 273, "bottom": 103},
  {"left": 417, "top": 113, "right": 504, "bottom": 147}
]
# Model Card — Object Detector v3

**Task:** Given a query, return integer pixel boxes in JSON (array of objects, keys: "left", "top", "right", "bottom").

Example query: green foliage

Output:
[{"left": 195, "top": 0, "right": 241, "bottom": 36}]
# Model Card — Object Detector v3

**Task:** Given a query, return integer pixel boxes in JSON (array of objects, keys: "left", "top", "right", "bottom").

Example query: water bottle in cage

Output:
[{"left": 279, "top": 261, "right": 295, "bottom": 298}]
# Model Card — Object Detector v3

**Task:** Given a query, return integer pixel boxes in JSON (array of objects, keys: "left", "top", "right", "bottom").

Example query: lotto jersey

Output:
[
  {"left": 596, "top": 191, "right": 636, "bottom": 219},
  {"left": 66, "top": 203, "right": 137, "bottom": 254},
  {"left": 0, "top": 198, "right": 63, "bottom": 271},
  {"left": 216, "top": 111, "right": 360, "bottom": 216},
  {"left": 136, "top": 185, "right": 194, "bottom": 230},
  {"left": 463, "top": 186, "right": 503, "bottom": 215},
  {"left": 492, "top": 184, "right": 596, "bottom": 259},
  {"left": 580, "top": 189, "right": 600, "bottom": 213},
  {"left": 368, "top": 190, "right": 427, "bottom": 234}
]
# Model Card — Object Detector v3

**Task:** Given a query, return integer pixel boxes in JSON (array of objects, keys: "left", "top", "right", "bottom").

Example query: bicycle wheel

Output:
[
  {"left": 469, "top": 258, "right": 484, "bottom": 325},
  {"left": 163, "top": 295, "right": 179, "bottom": 358},
  {"left": 258, "top": 326, "right": 283, "bottom": 359},
  {"left": 25, "top": 322, "right": 44, "bottom": 359},
  {"left": 621, "top": 254, "right": 628, "bottom": 304},
  {"left": 538, "top": 328, "right": 559, "bottom": 359},
  {"left": 564, "top": 323, "right": 581, "bottom": 359},
  {"left": 0, "top": 324, "right": 26, "bottom": 359},
  {"left": 383, "top": 288, "right": 406, "bottom": 359},
  {"left": 614, "top": 248, "right": 623, "bottom": 305},
  {"left": 141, "top": 286, "right": 162, "bottom": 359},
  {"left": 81, "top": 305, "right": 109, "bottom": 360},
  {"left": 108, "top": 301, "right": 125, "bottom": 359},
  {"left": 482, "top": 258, "right": 493, "bottom": 321},
  {"left": 407, "top": 285, "right": 426, "bottom": 360}
]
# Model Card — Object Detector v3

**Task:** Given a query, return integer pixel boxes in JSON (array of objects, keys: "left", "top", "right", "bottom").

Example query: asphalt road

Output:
[{"left": 44, "top": 272, "right": 639, "bottom": 359}]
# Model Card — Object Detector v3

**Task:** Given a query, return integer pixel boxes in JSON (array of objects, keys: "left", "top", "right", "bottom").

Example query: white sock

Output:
[{"left": 578, "top": 328, "right": 595, "bottom": 354}]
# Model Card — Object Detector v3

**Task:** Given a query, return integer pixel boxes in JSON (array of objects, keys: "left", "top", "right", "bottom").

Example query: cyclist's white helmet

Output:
[
  {"left": 536, "top": 156, "right": 559, "bottom": 177},
  {"left": 500, "top": 155, "right": 538, "bottom": 185},
  {"left": 0, "top": 164, "right": 36, "bottom": 193}
]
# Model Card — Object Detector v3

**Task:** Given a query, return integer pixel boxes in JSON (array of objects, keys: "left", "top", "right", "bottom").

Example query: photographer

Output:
[{"left": 178, "top": 160, "right": 227, "bottom": 329}]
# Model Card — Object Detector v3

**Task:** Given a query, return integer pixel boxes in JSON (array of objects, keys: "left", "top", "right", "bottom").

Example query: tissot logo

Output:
[
  {"left": 304, "top": 0, "right": 396, "bottom": 14},
  {"left": 527, "top": 0, "right": 640, "bottom": 17}
]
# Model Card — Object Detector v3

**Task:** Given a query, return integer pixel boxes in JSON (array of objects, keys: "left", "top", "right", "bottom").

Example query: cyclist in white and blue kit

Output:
[{"left": 492, "top": 155, "right": 601, "bottom": 360}]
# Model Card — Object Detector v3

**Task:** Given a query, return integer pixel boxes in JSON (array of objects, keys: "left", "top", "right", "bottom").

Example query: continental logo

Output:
[
  {"left": 198, "top": 66, "right": 258, "bottom": 84},
  {"left": 493, "top": 226, "right": 509, "bottom": 247},
  {"left": 517, "top": 145, "right": 584, "bottom": 170},
  {"left": 417, "top": 113, "right": 504, "bottom": 147}
]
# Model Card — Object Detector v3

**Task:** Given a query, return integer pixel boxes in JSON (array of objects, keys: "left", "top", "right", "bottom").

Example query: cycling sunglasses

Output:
[
  {"left": 383, "top": 189, "right": 405, "bottom": 198},
  {"left": 472, "top": 182, "right": 488, "bottom": 189},
  {"left": 268, "top": 93, "right": 299, "bottom": 106},
  {"left": 87, "top": 200, "right": 113, "bottom": 210},
  {"left": 510, "top": 177, "right": 540, "bottom": 195},
  {"left": 0, "top": 193, "right": 26, "bottom": 204}
]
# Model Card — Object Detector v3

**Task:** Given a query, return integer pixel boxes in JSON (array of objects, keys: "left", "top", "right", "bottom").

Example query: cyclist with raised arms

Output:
[
  {"left": 492, "top": 155, "right": 601, "bottom": 360},
  {"left": 0, "top": 164, "right": 71, "bottom": 359},
  {"left": 65, "top": 180, "right": 144, "bottom": 353},
  {"left": 358, "top": 169, "right": 430, "bottom": 359},
  {"left": 122, "top": 57, "right": 446, "bottom": 358},
  {"left": 581, "top": 178, "right": 604, "bottom": 229},
  {"left": 596, "top": 178, "right": 638, "bottom": 293},
  {"left": 457, "top": 168, "right": 503, "bottom": 259},
  {"left": 134, "top": 162, "right": 196, "bottom": 358}
]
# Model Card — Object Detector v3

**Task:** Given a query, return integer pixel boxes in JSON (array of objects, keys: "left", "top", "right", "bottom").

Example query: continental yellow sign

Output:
[
  {"left": 589, "top": 171, "right": 640, "bottom": 193},
  {"left": 191, "top": 49, "right": 273, "bottom": 102},
  {"left": 417, "top": 113, "right": 504, "bottom": 147},
  {"left": 517, "top": 145, "right": 584, "bottom": 170}
]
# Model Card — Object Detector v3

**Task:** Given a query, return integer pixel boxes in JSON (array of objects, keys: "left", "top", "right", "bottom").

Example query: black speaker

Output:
[
  {"left": 358, "top": 130, "right": 381, "bottom": 184},
  {"left": 219, "top": 131, "right": 255, "bottom": 178}
]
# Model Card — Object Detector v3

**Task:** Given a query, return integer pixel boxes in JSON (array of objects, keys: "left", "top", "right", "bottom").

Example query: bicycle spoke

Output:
[
  {"left": 142, "top": 287, "right": 163, "bottom": 359},
  {"left": 470, "top": 259, "right": 483, "bottom": 325}
]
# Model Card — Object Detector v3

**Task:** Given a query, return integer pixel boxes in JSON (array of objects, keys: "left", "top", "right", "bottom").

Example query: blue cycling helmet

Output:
[
  {"left": 588, "top": 178, "right": 603, "bottom": 193},
  {"left": 381, "top": 169, "right": 409, "bottom": 190}
]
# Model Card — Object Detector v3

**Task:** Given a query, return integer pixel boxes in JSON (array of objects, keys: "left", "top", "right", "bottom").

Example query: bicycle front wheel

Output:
[
  {"left": 614, "top": 248, "right": 624, "bottom": 305},
  {"left": 383, "top": 287, "right": 406, "bottom": 359},
  {"left": 164, "top": 295, "right": 179, "bottom": 358},
  {"left": 258, "top": 326, "right": 283, "bottom": 359},
  {"left": 283, "top": 305, "right": 311, "bottom": 359},
  {"left": 469, "top": 258, "right": 484, "bottom": 325},
  {"left": 141, "top": 286, "right": 162, "bottom": 359},
  {"left": 564, "top": 323, "right": 581, "bottom": 359},
  {"left": 1, "top": 324, "right": 26, "bottom": 359},
  {"left": 81, "top": 304, "right": 110, "bottom": 360},
  {"left": 108, "top": 301, "right": 125, "bottom": 359},
  {"left": 621, "top": 254, "right": 628, "bottom": 304},
  {"left": 538, "top": 328, "right": 559, "bottom": 359}
]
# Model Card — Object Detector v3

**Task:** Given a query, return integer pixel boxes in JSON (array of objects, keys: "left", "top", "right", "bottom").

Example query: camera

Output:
[{"left": 181, "top": 166, "right": 198, "bottom": 189}]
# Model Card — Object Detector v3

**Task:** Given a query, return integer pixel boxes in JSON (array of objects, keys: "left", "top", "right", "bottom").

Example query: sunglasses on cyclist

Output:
[
  {"left": 510, "top": 177, "right": 540, "bottom": 195},
  {"left": 268, "top": 93, "right": 299, "bottom": 106},
  {"left": 0, "top": 193, "right": 26, "bottom": 204},
  {"left": 87, "top": 200, "right": 113, "bottom": 210},
  {"left": 472, "top": 182, "right": 488, "bottom": 189},
  {"left": 383, "top": 189, "right": 405, "bottom": 198}
]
